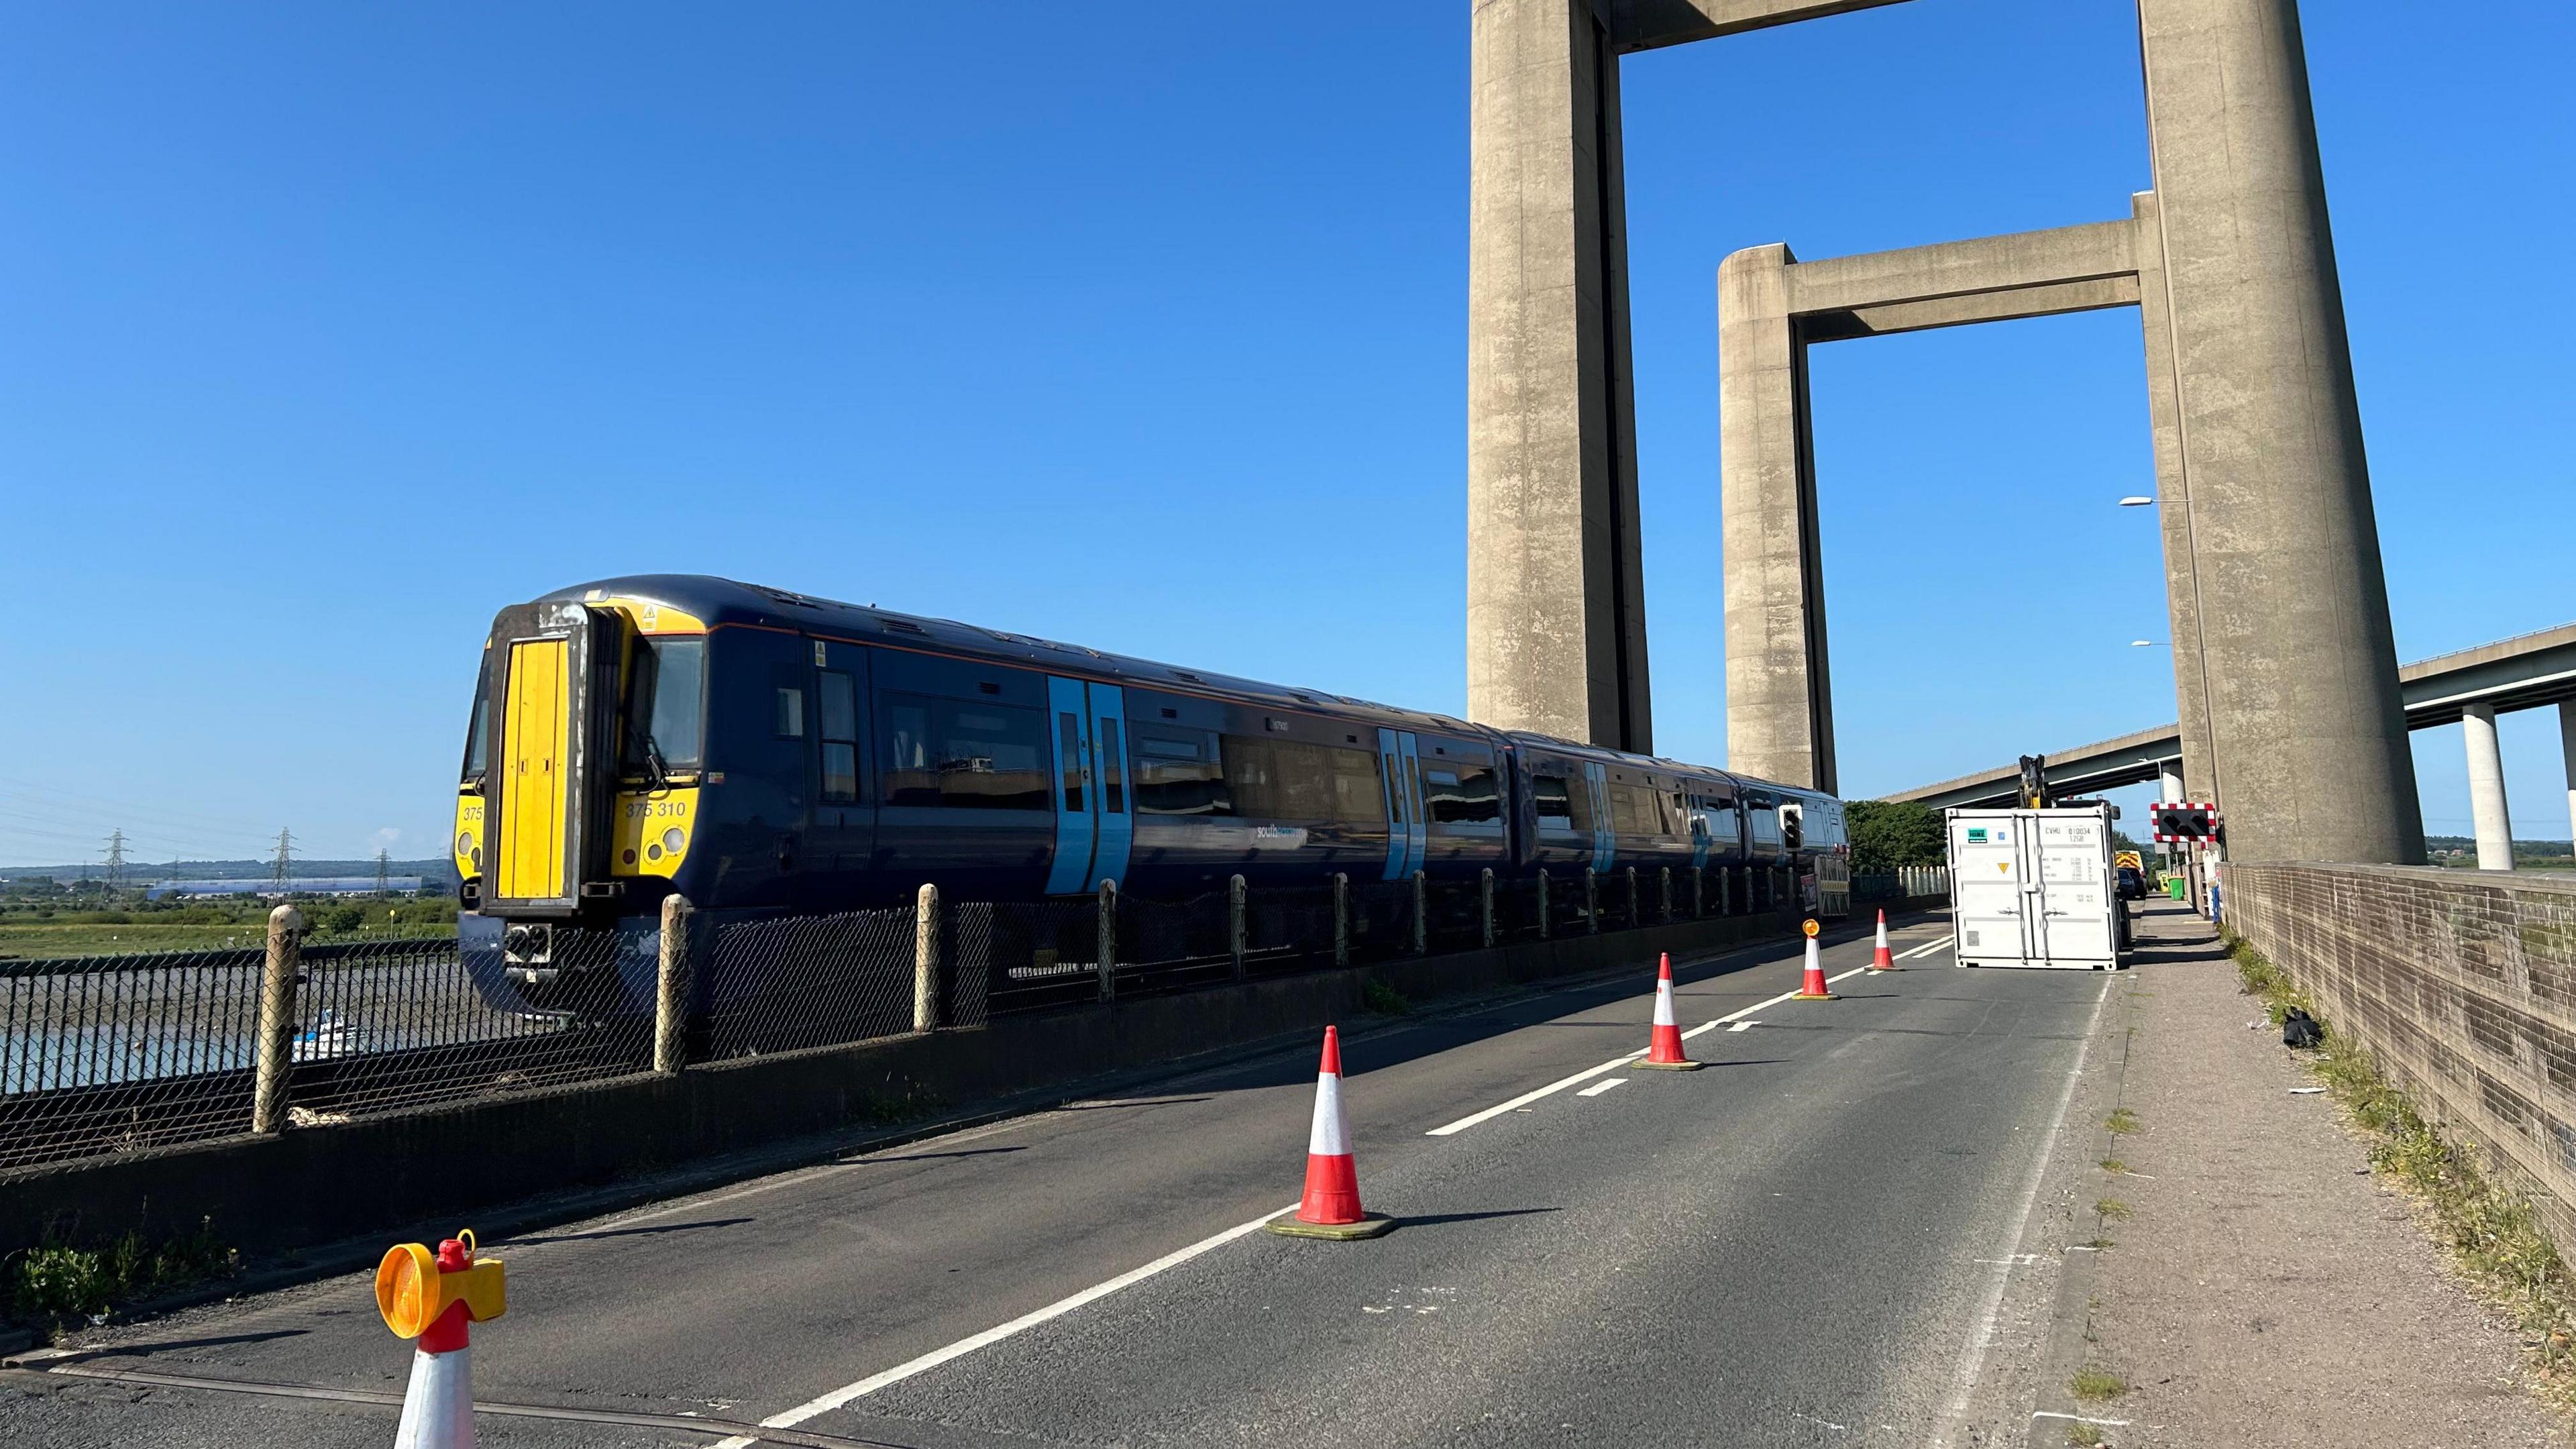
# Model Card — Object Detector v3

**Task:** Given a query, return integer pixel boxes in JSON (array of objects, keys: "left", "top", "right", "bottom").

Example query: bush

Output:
[{"left": 1846, "top": 800, "right": 1945, "bottom": 875}]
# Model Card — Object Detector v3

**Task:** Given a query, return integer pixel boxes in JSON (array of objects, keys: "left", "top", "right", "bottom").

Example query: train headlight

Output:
[
  {"left": 455, "top": 831, "right": 474, "bottom": 856},
  {"left": 661, "top": 827, "right": 686, "bottom": 854}
]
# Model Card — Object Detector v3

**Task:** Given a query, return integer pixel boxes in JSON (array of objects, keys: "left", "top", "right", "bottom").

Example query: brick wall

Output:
[{"left": 2222, "top": 862, "right": 2576, "bottom": 1258}]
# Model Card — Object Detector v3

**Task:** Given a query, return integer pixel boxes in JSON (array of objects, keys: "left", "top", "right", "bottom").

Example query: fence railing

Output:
[{"left": 3, "top": 863, "right": 1947, "bottom": 1175}]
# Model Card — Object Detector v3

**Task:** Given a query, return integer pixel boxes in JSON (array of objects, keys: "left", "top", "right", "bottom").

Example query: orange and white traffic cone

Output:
[
  {"left": 1634, "top": 953, "right": 1703, "bottom": 1070},
  {"left": 1793, "top": 922, "right": 1834, "bottom": 1000},
  {"left": 1267, "top": 1026, "right": 1395, "bottom": 1239},
  {"left": 1869, "top": 910, "right": 1896, "bottom": 971},
  {"left": 377, "top": 1231, "right": 506, "bottom": 1449}
]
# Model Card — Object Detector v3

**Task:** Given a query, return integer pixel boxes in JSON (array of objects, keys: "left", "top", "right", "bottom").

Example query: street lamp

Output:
[
  {"left": 2131, "top": 639, "right": 2164, "bottom": 648},
  {"left": 2118, "top": 496, "right": 2155, "bottom": 507}
]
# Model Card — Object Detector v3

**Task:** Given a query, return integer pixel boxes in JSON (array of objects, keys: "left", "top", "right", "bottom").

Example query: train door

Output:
[
  {"left": 1376, "top": 728, "right": 1426, "bottom": 881},
  {"left": 808, "top": 639, "right": 874, "bottom": 885},
  {"left": 1582, "top": 762, "right": 1613, "bottom": 873},
  {"left": 1044, "top": 678, "right": 1134, "bottom": 894}
]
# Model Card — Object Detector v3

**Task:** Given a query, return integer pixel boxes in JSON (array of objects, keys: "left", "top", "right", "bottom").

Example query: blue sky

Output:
[{"left": 2, "top": 1, "right": 2568, "bottom": 867}]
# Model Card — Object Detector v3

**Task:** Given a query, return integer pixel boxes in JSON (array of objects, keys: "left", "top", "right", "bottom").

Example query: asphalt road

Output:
[{"left": 6, "top": 912, "right": 2118, "bottom": 1448}]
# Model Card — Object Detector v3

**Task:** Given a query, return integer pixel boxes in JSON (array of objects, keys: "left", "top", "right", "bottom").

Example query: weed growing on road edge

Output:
[
  {"left": 2098, "top": 1157, "right": 2129, "bottom": 1174},
  {"left": 2228, "top": 932, "right": 2576, "bottom": 1411},
  {"left": 1362, "top": 977, "right": 1412, "bottom": 1016},
  {"left": 2065, "top": 1423, "right": 2105, "bottom": 1447},
  {"left": 6, "top": 1216, "right": 235, "bottom": 1330},
  {"left": 2104, "top": 1107, "right": 2141, "bottom": 1135},
  {"left": 2068, "top": 1366, "right": 2127, "bottom": 1401},
  {"left": 2095, "top": 1198, "right": 2134, "bottom": 1222}
]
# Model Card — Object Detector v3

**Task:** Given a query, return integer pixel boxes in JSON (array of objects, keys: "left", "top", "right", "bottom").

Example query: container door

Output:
[
  {"left": 1376, "top": 728, "right": 1425, "bottom": 880},
  {"left": 498, "top": 637, "right": 570, "bottom": 901},
  {"left": 2017, "top": 821, "right": 2046, "bottom": 961},
  {"left": 1089, "top": 685, "right": 1132, "bottom": 890},
  {"left": 2035, "top": 811, "right": 2114, "bottom": 962},
  {"left": 1044, "top": 677, "right": 1097, "bottom": 896},
  {"left": 1948, "top": 814, "right": 2025, "bottom": 964}
]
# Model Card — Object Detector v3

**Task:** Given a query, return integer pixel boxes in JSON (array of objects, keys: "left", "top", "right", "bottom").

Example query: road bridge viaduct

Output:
[{"left": 1465, "top": 0, "right": 2425, "bottom": 865}]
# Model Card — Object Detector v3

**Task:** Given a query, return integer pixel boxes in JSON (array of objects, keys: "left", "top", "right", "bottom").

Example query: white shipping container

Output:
[{"left": 1947, "top": 804, "right": 2128, "bottom": 970}]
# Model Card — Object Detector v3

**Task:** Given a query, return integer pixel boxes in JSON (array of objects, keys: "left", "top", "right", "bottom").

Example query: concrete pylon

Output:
[
  {"left": 1464, "top": 0, "right": 1652, "bottom": 753},
  {"left": 2136, "top": 0, "right": 2423, "bottom": 865},
  {"left": 2463, "top": 704, "right": 2514, "bottom": 871}
]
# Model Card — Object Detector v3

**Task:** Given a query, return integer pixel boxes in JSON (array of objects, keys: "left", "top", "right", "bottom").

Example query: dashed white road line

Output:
[
  {"left": 1576, "top": 1078, "right": 1628, "bottom": 1097},
  {"left": 706, "top": 1204, "right": 1297, "bottom": 1446},
  {"left": 1727, "top": 1020, "right": 1759, "bottom": 1032},
  {"left": 1430, "top": 957, "right": 1882, "bottom": 1134},
  {"left": 1896, "top": 934, "right": 1955, "bottom": 961}
]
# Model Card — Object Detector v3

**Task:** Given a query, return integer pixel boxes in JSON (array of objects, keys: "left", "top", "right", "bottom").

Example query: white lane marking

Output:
[
  {"left": 1426, "top": 1052, "right": 1644, "bottom": 1134},
  {"left": 1576, "top": 1078, "right": 1628, "bottom": 1097},
  {"left": 1896, "top": 935, "right": 1955, "bottom": 961},
  {"left": 1433, "top": 959, "right": 1882, "bottom": 1132},
  {"left": 1727, "top": 1021, "right": 1758, "bottom": 1032},
  {"left": 1932, "top": 972, "right": 2116, "bottom": 1446},
  {"left": 708, "top": 1205, "right": 1298, "bottom": 1447}
]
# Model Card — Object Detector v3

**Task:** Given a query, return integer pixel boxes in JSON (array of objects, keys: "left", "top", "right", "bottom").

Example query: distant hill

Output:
[
  {"left": 0, "top": 857, "right": 462, "bottom": 887},
  {"left": 2426, "top": 835, "right": 2573, "bottom": 857}
]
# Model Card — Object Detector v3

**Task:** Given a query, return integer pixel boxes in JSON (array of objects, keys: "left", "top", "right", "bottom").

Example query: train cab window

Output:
[
  {"left": 818, "top": 670, "right": 860, "bottom": 804},
  {"left": 1097, "top": 718, "right": 1126, "bottom": 813},
  {"left": 462, "top": 668, "right": 490, "bottom": 784},
  {"left": 1421, "top": 762, "right": 1500, "bottom": 826},
  {"left": 774, "top": 687, "right": 805, "bottom": 739},
  {"left": 1134, "top": 727, "right": 1230, "bottom": 816},
  {"left": 881, "top": 693, "right": 1049, "bottom": 810},
  {"left": 1532, "top": 773, "right": 1576, "bottom": 833},
  {"left": 621, "top": 637, "right": 706, "bottom": 775}
]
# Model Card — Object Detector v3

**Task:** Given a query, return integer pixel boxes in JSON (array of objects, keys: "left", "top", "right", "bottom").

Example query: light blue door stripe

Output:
[
  {"left": 1089, "top": 684, "right": 1131, "bottom": 890},
  {"left": 1585, "top": 763, "right": 1613, "bottom": 873},
  {"left": 1043, "top": 676, "right": 1095, "bottom": 896},
  {"left": 1398, "top": 733, "right": 1426, "bottom": 877}
]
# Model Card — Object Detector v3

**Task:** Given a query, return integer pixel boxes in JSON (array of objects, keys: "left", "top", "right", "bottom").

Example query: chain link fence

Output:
[{"left": 5, "top": 863, "right": 1894, "bottom": 1175}]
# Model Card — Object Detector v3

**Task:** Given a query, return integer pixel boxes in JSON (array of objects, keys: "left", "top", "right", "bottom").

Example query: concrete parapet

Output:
[{"left": 2223, "top": 863, "right": 2576, "bottom": 1266}]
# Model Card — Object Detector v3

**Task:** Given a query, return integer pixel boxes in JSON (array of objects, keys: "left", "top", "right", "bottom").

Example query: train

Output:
[{"left": 452, "top": 576, "right": 1849, "bottom": 1007}]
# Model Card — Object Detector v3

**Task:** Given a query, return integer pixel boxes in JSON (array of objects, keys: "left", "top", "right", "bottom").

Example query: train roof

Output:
[{"left": 534, "top": 575, "right": 1836, "bottom": 804}]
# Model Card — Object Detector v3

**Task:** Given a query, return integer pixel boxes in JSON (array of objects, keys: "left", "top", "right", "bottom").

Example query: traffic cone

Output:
[
  {"left": 377, "top": 1232, "right": 505, "bottom": 1449},
  {"left": 1267, "top": 1026, "right": 1395, "bottom": 1240},
  {"left": 1633, "top": 953, "right": 1703, "bottom": 1070},
  {"left": 1869, "top": 910, "right": 1896, "bottom": 971},
  {"left": 1793, "top": 926, "right": 1834, "bottom": 1000}
]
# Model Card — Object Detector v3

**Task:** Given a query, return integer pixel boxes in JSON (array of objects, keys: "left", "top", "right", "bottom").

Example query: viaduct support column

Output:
[
  {"left": 2562, "top": 701, "right": 2576, "bottom": 848},
  {"left": 1466, "top": 0, "right": 1652, "bottom": 751},
  {"left": 2463, "top": 704, "right": 2515, "bottom": 871},
  {"left": 2137, "top": 0, "right": 2421, "bottom": 863}
]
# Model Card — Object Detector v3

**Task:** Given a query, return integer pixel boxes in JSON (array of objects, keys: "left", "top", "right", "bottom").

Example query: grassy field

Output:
[{"left": 0, "top": 917, "right": 458, "bottom": 960}]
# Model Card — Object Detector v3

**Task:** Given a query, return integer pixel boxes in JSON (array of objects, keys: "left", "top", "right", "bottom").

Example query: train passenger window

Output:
[
  {"left": 1057, "top": 713, "right": 1084, "bottom": 813},
  {"left": 1133, "top": 727, "right": 1230, "bottom": 815},
  {"left": 774, "top": 688, "right": 804, "bottom": 739},
  {"left": 1421, "top": 763, "right": 1500, "bottom": 825},
  {"left": 1611, "top": 784, "right": 1650, "bottom": 835},
  {"left": 880, "top": 692, "right": 1049, "bottom": 810},
  {"left": 818, "top": 670, "right": 860, "bottom": 805},
  {"left": 1330, "top": 748, "right": 1383, "bottom": 824},
  {"left": 1097, "top": 718, "right": 1125, "bottom": 813},
  {"left": 1532, "top": 773, "right": 1575, "bottom": 833}
]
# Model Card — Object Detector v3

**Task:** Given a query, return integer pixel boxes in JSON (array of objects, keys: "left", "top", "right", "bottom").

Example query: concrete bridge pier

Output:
[
  {"left": 2463, "top": 704, "right": 2515, "bottom": 870},
  {"left": 2563, "top": 700, "right": 2576, "bottom": 847}
]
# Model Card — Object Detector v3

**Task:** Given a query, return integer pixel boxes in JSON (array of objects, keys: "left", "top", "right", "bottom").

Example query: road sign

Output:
[{"left": 2150, "top": 802, "right": 2219, "bottom": 844}]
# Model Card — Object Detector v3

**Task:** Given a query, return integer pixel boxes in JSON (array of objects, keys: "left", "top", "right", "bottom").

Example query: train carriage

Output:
[{"left": 453, "top": 576, "right": 1849, "bottom": 1012}]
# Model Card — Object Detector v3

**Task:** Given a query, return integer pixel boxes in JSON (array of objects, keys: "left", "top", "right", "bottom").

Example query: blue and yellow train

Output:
[{"left": 454, "top": 576, "right": 1847, "bottom": 1001}]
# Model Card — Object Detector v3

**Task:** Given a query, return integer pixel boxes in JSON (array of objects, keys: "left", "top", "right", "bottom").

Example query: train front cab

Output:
[{"left": 454, "top": 595, "right": 709, "bottom": 1008}]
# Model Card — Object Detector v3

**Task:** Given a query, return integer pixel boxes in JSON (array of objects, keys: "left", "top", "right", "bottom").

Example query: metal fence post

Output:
[
  {"left": 1719, "top": 866, "right": 1730, "bottom": 916},
  {"left": 1480, "top": 867, "right": 1495, "bottom": 949},
  {"left": 251, "top": 904, "right": 303, "bottom": 1134},
  {"left": 1229, "top": 873, "right": 1248, "bottom": 979},
  {"left": 1692, "top": 866, "right": 1705, "bottom": 918},
  {"left": 1536, "top": 870, "right": 1551, "bottom": 941},
  {"left": 1097, "top": 879, "right": 1118, "bottom": 1002},
  {"left": 1660, "top": 867, "right": 1672, "bottom": 923},
  {"left": 1332, "top": 873, "right": 1349, "bottom": 968},
  {"left": 1411, "top": 869, "right": 1429, "bottom": 955},
  {"left": 657, "top": 893, "right": 694, "bottom": 1071},
  {"left": 1585, "top": 867, "right": 1599, "bottom": 934},
  {"left": 1623, "top": 866, "right": 1639, "bottom": 928},
  {"left": 912, "top": 884, "right": 941, "bottom": 1034}
]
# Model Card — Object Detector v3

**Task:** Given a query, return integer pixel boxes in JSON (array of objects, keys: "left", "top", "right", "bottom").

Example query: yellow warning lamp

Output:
[
  {"left": 377, "top": 1229, "right": 506, "bottom": 1342},
  {"left": 1801, "top": 918, "right": 1820, "bottom": 938}
]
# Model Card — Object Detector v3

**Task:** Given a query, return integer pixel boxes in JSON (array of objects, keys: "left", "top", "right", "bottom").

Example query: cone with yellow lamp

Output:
[
  {"left": 1792, "top": 918, "right": 1835, "bottom": 1000},
  {"left": 1633, "top": 952, "right": 1703, "bottom": 1069},
  {"left": 377, "top": 1229, "right": 505, "bottom": 1448}
]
